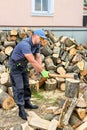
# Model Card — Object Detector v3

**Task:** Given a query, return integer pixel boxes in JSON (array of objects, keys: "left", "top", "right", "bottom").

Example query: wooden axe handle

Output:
[{"left": 49, "top": 73, "right": 74, "bottom": 79}]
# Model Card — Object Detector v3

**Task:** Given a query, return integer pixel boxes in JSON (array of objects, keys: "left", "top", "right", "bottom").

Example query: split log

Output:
[
  {"left": 61, "top": 51, "right": 68, "bottom": 61},
  {"left": 48, "top": 119, "right": 58, "bottom": 130},
  {"left": 40, "top": 45, "right": 52, "bottom": 56},
  {"left": 52, "top": 53, "right": 59, "bottom": 65},
  {"left": 45, "top": 78, "right": 57, "bottom": 91},
  {"left": 58, "top": 99, "right": 69, "bottom": 127},
  {"left": 47, "top": 30, "right": 58, "bottom": 43},
  {"left": 66, "top": 44, "right": 76, "bottom": 51},
  {"left": 0, "top": 89, "right": 15, "bottom": 109},
  {"left": 0, "top": 72, "right": 11, "bottom": 87},
  {"left": 0, "top": 52, "right": 7, "bottom": 63},
  {"left": 0, "top": 85, "right": 7, "bottom": 92},
  {"left": 63, "top": 125, "right": 74, "bottom": 130},
  {"left": 53, "top": 46, "right": 60, "bottom": 55},
  {"left": 18, "top": 29, "right": 27, "bottom": 39},
  {"left": 0, "top": 31, "right": 7, "bottom": 43},
  {"left": 5, "top": 46, "right": 13, "bottom": 56},
  {"left": 45, "top": 106, "right": 58, "bottom": 114},
  {"left": 63, "top": 97, "right": 78, "bottom": 125},
  {"left": 29, "top": 79, "right": 39, "bottom": 92},
  {"left": 45, "top": 56, "right": 56, "bottom": 70},
  {"left": 76, "top": 121, "right": 87, "bottom": 130},
  {"left": 65, "top": 78, "right": 80, "bottom": 98},
  {"left": 57, "top": 66, "right": 66, "bottom": 75},
  {"left": 72, "top": 53, "right": 82, "bottom": 63},
  {"left": 56, "top": 77, "right": 65, "bottom": 89},
  {"left": 59, "top": 36, "right": 76, "bottom": 47},
  {"left": 28, "top": 111, "right": 50, "bottom": 130},
  {"left": 69, "top": 48, "right": 77, "bottom": 56},
  {"left": 10, "top": 29, "right": 18, "bottom": 36},
  {"left": 70, "top": 113, "right": 82, "bottom": 129},
  {"left": 76, "top": 96, "right": 87, "bottom": 108},
  {"left": 8, "top": 87, "right": 14, "bottom": 97},
  {"left": 4, "top": 40, "right": 16, "bottom": 47},
  {"left": 0, "top": 45, "right": 5, "bottom": 51},
  {"left": 13, "top": 124, "right": 23, "bottom": 130},
  {"left": 0, "top": 64, "right": 6, "bottom": 73},
  {"left": 75, "top": 108, "right": 86, "bottom": 120}
]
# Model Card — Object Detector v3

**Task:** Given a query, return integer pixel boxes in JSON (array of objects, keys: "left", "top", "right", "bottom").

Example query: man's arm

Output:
[
  {"left": 35, "top": 53, "right": 42, "bottom": 65},
  {"left": 24, "top": 53, "right": 43, "bottom": 73}
]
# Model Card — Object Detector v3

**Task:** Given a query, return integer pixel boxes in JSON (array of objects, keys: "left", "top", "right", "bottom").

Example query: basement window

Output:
[{"left": 32, "top": 0, "right": 54, "bottom": 16}]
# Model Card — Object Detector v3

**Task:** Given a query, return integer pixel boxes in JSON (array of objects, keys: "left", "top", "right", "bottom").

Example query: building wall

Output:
[{"left": 0, "top": 0, "right": 83, "bottom": 26}]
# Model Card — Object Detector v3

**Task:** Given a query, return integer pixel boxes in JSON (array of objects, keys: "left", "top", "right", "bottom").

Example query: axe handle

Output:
[{"left": 49, "top": 73, "right": 74, "bottom": 79}]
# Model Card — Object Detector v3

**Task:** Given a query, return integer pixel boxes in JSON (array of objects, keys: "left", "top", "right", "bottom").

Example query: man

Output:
[{"left": 9, "top": 29, "right": 49, "bottom": 120}]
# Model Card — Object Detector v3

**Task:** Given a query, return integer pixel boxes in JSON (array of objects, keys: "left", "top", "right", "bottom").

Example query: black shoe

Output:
[
  {"left": 19, "top": 106, "right": 27, "bottom": 120},
  {"left": 24, "top": 101, "right": 38, "bottom": 109}
]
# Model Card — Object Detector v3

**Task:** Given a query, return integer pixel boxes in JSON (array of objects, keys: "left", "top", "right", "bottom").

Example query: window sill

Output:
[{"left": 31, "top": 13, "right": 54, "bottom": 17}]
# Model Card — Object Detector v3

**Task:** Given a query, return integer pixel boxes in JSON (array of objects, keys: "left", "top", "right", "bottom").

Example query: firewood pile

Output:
[{"left": 0, "top": 28, "right": 87, "bottom": 129}]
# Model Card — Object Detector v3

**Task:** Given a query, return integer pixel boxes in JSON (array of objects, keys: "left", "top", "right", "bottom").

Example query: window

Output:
[
  {"left": 32, "top": 0, "right": 54, "bottom": 16},
  {"left": 84, "top": 0, "right": 87, "bottom": 6}
]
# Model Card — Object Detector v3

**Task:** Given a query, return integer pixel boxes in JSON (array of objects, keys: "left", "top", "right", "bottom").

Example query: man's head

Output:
[
  {"left": 34, "top": 29, "right": 47, "bottom": 39},
  {"left": 32, "top": 29, "right": 47, "bottom": 44}
]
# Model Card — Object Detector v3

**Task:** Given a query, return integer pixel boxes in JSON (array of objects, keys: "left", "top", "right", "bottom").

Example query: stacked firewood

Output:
[{"left": 0, "top": 28, "right": 87, "bottom": 109}]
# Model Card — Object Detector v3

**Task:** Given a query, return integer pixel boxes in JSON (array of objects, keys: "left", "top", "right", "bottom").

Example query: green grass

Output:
[{"left": 32, "top": 90, "right": 45, "bottom": 100}]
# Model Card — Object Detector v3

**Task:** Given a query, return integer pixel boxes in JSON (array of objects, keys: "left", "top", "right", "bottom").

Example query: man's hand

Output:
[{"left": 41, "top": 70, "right": 49, "bottom": 78}]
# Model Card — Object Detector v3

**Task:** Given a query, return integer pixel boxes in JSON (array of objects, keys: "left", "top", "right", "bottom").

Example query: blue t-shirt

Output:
[{"left": 11, "top": 37, "right": 40, "bottom": 61}]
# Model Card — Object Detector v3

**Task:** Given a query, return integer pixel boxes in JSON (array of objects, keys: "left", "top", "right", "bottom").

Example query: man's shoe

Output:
[
  {"left": 19, "top": 106, "right": 27, "bottom": 120},
  {"left": 24, "top": 101, "right": 38, "bottom": 109}
]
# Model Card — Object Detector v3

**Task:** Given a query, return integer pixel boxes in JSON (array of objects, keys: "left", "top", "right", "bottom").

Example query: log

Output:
[
  {"left": 40, "top": 45, "right": 52, "bottom": 56},
  {"left": 5, "top": 46, "right": 13, "bottom": 56},
  {"left": 76, "top": 121, "right": 87, "bottom": 130},
  {"left": 4, "top": 40, "right": 16, "bottom": 47},
  {"left": 45, "top": 56, "right": 56, "bottom": 70},
  {"left": 63, "top": 125, "right": 74, "bottom": 130},
  {"left": 72, "top": 53, "right": 82, "bottom": 63},
  {"left": 63, "top": 97, "right": 78, "bottom": 125},
  {"left": 48, "top": 119, "right": 58, "bottom": 130},
  {"left": 47, "top": 30, "right": 58, "bottom": 43},
  {"left": 0, "top": 84, "right": 7, "bottom": 92},
  {"left": 0, "top": 52, "right": 7, "bottom": 63},
  {"left": 56, "top": 77, "right": 65, "bottom": 89},
  {"left": 8, "top": 87, "right": 14, "bottom": 97},
  {"left": 70, "top": 112, "right": 82, "bottom": 129},
  {"left": 65, "top": 78, "right": 80, "bottom": 98},
  {"left": 0, "top": 89, "right": 15, "bottom": 109},
  {"left": 10, "top": 29, "right": 18, "bottom": 36},
  {"left": 28, "top": 112, "right": 50, "bottom": 130},
  {"left": 75, "top": 108, "right": 86, "bottom": 120},
  {"left": 29, "top": 79, "right": 39, "bottom": 92},
  {"left": 0, "top": 72, "right": 11, "bottom": 87},
  {"left": 58, "top": 99, "right": 70, "bottom": 127},
  {"left": 13, "top": 124, "right": 23, "bottom": 130},
  {"left": 56, "top": 66, "right": 66, "bottom": 75},
  {"left": 45, "top": 78, "right": 57, "bottom": 91}
]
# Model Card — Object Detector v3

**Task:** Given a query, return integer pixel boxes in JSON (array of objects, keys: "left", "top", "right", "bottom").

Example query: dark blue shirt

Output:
[{"left": 11, "top": 37, "right": 40, "bottom": 61}]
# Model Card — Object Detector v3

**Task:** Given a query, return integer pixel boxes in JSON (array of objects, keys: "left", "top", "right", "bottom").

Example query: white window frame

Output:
[{"left": 32, "top": 0, "right": 54, "bottom": 16}]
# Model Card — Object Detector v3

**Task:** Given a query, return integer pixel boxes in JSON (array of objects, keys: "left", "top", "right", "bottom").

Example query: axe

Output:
[{"left": 48, "top": 73, "right": 79, "bottom": 80}]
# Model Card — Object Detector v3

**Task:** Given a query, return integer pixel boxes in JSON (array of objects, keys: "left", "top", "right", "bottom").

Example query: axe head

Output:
[{"left": 74, "top": 73, "right": 79, "bottom": 80}]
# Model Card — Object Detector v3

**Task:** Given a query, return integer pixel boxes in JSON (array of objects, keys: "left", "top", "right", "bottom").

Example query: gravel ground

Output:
[{"left": 0, "top": 89, "right": 64, "bottom": 130}]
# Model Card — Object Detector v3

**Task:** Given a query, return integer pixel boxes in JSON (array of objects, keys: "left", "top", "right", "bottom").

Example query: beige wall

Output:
[{"left": 0, "top": 0, "right": 83, "bottom": 26}]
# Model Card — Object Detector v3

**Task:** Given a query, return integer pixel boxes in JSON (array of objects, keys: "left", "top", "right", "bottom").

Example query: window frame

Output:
[{"left": 32, "top": 0, "right": 54, "bottom": 16}]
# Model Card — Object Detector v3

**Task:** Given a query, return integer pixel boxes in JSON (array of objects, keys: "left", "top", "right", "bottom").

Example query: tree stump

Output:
[
  {"left": 0, "top": 89, "right": 15, "bottom": 109},
  {"left": 65, "top": 78, "right": 80, "bottom": 98}
]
